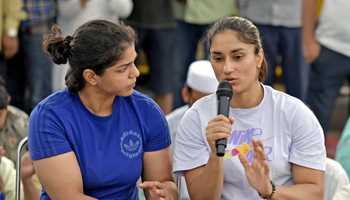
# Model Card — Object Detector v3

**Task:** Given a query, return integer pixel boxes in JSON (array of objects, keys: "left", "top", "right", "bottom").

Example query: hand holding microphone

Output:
[{"left": 206, "top": 81, "right": 234, "bottom": 157}]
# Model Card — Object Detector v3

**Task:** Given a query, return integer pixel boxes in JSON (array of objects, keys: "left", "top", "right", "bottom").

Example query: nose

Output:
[
  {"left": 223, "top": 59, "right": 235, "bottom": 75},
  {"left": 130, "top": 63, "right": 140, "bottom": 78}
]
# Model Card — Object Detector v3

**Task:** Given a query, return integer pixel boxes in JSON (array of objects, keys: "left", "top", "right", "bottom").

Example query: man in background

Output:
[
  {"left": 0, "top": 0, "right": 25, "bottom": 79},
  {"left": 166, "top": 60, "right": 218, "bottom": 200}
]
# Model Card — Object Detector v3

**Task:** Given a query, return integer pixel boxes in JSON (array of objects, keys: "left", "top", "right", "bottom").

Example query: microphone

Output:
[{"left": 215, "top": 81, "right": 233, "bottom": 157}]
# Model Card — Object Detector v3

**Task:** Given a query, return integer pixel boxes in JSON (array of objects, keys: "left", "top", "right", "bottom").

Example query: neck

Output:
[
  {"left": 78, "top": 86, "right": 115, "bottom": 116},
  {"left": 231, "top": 82, "right": 263, "bottom": 108}
]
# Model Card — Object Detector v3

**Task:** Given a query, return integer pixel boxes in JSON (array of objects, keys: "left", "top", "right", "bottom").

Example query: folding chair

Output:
[{"left": 15, "top": 137, "right": 28, "bottom": 200}]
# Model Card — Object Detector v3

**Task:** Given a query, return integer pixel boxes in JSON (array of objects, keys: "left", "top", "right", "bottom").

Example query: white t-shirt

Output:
[
  {"left": 173, "top": 85, "right": 326, "bottom": 200},
  {"left": 316, "top": 0, "right": 350, "bottom": 57},
  {"left": 324, "top": 158, "right": 349, "bottom": 200},
  {"left": 166, "top": 105, "right": 189, "bottom": 148},
  {"left": 166, "top": 105, "right": 190, "bottom": 200},
  {"left": 333, "top": 185, "right": 350, "bottom": 200}
]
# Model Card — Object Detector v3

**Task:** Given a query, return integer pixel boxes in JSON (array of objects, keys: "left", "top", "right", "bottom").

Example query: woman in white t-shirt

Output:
[{"left": 173, "top": 16, "right": 326, "bottom": 200}]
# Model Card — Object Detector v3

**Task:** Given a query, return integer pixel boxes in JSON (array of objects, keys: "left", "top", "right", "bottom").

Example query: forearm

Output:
[
  {"left": 302, "top": 0, "right": 318, "bottom": 41},
  {"left": 22, "top": 178, "right": 97, "bottom": 200},
  {"left": 22, "top": 179, "right": 40, "bottom": 200},
  {"left": 272, "top": 184, "right": 323, "bottom": 200},
  {"left": 187, "top": 154, "right": 224, "bottom": 200}
]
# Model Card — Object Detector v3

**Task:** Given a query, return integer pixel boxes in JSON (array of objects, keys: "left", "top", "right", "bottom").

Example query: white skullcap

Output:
[{"left": 186, "top": 60, "right": 219, "bottom": 94}]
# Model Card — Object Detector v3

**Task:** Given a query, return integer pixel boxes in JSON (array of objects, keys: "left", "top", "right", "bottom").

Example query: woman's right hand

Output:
[{"left": 206, "top": 115, "right": 234, "bottom": 154}]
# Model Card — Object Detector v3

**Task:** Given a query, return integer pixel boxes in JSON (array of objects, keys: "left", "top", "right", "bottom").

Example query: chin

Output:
[
  {"left": 119, "top": 89, "right": 134, "bottom": 97},
  {"left": 231, "top": 85, "right": 245, "bottom": 95}
]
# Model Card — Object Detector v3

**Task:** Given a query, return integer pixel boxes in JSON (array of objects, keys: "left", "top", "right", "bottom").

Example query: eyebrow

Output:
[
  {"left": 117, "top": 61, "right": 134, "bottom": 68},
  {"left": 211, "top": 48, "right": 245, "bottom": 55},
  {"left": 116, "top": 53, "right": 138, "bottom": 68}
]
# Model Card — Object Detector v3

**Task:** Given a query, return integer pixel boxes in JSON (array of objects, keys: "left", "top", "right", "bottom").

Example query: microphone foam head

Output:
[{"left": 216, "top": 80, "right": 233, "bottom": 98}]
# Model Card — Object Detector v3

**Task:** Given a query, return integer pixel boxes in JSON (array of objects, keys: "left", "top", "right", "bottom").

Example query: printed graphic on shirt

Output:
[
  {"left": 224, "top": 128, "right": 273, "bottom": 162},
  {"left": 120, "top": 130, "right": 142, "bottom": 159}
]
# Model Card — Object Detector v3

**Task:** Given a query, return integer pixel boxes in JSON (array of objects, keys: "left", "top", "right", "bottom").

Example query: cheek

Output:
[
  {"left": 242, "top": 59, "right": 259, "bottom": 78},
  {"left": 212, "top": 64, "right": 223, "bottom": 80}
]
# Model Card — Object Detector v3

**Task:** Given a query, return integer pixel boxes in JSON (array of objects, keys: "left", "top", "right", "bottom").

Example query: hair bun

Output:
[
  {"left": 43, "top": 24, "right": 73, "bottom": 65},
  {"left": 47, "top": 35, "right": 72, "bottom": 65}
]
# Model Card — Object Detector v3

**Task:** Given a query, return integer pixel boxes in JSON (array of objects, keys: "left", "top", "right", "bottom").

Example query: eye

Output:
[
  {"left": 212, "top": 56, "right": 223, "bottom": 62},
  {"left": 233, "top": 54, "right": 244, "bottom": 61},
  {"left": 116, "top": 65, "right": 129, "bottom": 73}
]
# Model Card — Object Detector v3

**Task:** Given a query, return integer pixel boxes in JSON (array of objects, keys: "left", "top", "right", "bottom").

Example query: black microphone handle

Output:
[{"left": 216, "top": 96, "right": 231, "bottom": 156}]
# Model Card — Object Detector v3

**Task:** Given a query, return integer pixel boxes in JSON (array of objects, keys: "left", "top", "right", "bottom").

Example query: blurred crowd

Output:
[{"left": 0, "top": 0, "right": 350, "bottom": 200}]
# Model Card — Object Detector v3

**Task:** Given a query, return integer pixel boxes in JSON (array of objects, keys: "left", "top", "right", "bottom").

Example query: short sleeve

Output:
[
  {"left": 143, "top": 102, "right": 171, "bottom": 152},
  {"left": 289, "top": 102, "right": 326, "bottom": 171},
  {"left": 28, "top": 105, "right": 72, "bottom": 160},
  {"left": 173, "top": 108, "right": 210, "bottom": 173}
]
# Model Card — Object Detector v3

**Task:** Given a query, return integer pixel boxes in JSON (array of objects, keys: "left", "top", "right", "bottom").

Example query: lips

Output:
[{"left": 225, "top": 78, "right": 238, "bottom": 84}]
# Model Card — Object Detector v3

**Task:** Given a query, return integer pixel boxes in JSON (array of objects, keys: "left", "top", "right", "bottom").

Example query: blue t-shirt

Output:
[{"left": 28, "top": 89, "right": 171, "bottom": 200}]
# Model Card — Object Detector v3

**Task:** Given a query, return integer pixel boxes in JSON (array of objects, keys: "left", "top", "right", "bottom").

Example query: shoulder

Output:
[
  {"left": 166, "top": 105, "right": 188, "bottom": 122},
  {"left": 30, "top": 89, "right": 75, "bottom": 121},
  {"left": 179, "top": 94, "right": 216, "bottom": 127},
  {"left": 264, "top": 85, "right": 322, "bottom": 132},
  {"left": 7, "top": 105, "right": 28, "bottom": 119},
  {"left": 264, "top": 85, "right": 312, "bottom": 116},
  {"left": 191, "top": 93, "right": 217, "bottom": 112},
  {"left": 129, "top": 90, "right": 164, "bottom": 115},
  {"left": 6, "top": 105, "right": 28, "bottom": 126}
]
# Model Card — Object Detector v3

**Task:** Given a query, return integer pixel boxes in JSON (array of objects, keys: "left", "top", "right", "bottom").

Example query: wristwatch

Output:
[{"left": 258, "top": 180, "right": 276, "bottom": 200}]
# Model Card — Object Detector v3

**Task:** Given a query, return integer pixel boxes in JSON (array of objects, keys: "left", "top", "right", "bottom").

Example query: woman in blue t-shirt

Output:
[{"left": 28, "top": 20, "right": 177, "bottom": 200}]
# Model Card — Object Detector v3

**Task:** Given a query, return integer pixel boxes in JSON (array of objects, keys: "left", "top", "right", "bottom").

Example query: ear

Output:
[
  {"left": 82, "top": 69, "right": 98, "bottom": 86},
  {"left": 181, "top": 86, "right": 190, "bottom": 104}
]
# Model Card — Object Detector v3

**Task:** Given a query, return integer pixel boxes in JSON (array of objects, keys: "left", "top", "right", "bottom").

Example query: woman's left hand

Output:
[
  {"left": 139, "top": 181, "right": 177, "bottom": 200},
  {"left": 238, "top": 139, "right": 272, "bottom": 197}
]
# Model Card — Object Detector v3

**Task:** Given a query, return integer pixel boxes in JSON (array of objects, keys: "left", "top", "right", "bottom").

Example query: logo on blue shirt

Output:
[{"left": 120, "top": 130, "right": 142, "bottom": 159}]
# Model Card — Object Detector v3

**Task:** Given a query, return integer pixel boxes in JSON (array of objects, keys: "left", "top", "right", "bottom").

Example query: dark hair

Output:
[
  {"left": 206, "top": 16, "right": 267, "bottom": 82},
  {"left": 43, "top": 20, "right": 136, "bottom": 93},
  {"left": 0, "top": 77, "right": 9, "bottom": 109}
]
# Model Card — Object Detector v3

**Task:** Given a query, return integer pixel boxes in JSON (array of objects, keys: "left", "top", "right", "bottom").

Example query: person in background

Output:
[
  {"left": 336, "top": 117, "right": 350, "bottom": 179},
  {"left": 333, "top": 184, "right": 350, "bottom": 200},
  {"left": 167, "top": 60, "right": 218, "bottom": 145},
  {"left": 52, "top": 0, "right": 133, "bottom": 91},
  {"left": 324, "top": 158, "right": 349, "bottom": 200},
  {"left": 303, "top": 0, "right": 350, "bottom": 134},
  {"left": 126, "top": 0, "right": 176, "bottom": 114},
  {"left": 173, "top": 16, "right": 325, "bottom": 200},
  {"left": 14, "top": 0, "right": 58, "bottom": 112},
  {"left": 0, "top": 0, "right": 25, "bottom": 79},
  {"left": 0, "top": 151, "right": 18, "bottom": 200},
  {"left": 172, "top": 0, "right": 237, "bottom": 108},
  {"left": 167, "top": 59, "right": 218, "bottom": 200},
  {"left": 238, "top": 0, "right": 308, "bottom": 101},
  {"left": 28, "top": 20, "right": 177, "bottom": 199},
  {"left": 0, "top": 78, "right": 27, "bottom": 163}
]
